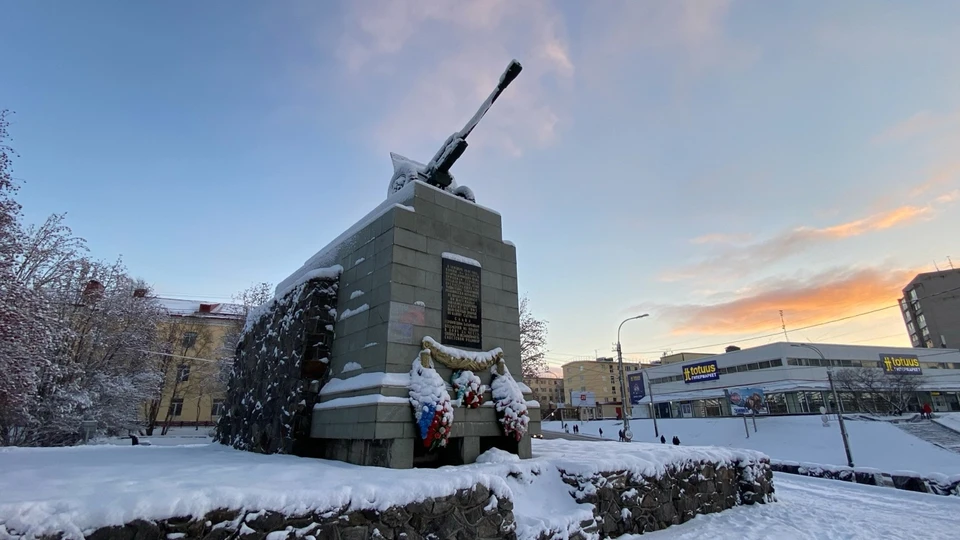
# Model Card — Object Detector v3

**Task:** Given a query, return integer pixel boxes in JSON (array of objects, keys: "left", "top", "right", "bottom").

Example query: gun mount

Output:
[{"left": 388, "top": 60, "right": 523, "bottom": 201}]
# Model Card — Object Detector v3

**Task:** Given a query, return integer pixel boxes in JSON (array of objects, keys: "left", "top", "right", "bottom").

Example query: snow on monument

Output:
[{"left": 216, "top": 60, "right": 540, "bottom": 468}]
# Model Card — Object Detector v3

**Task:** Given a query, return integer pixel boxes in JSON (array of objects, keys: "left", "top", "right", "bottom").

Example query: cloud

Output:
[
  {"left": 655, "top": 266, "right": 918, "bottom": 336},
  {"left": 690, "top": 233, "right": 753, "bottom": 245},
  {"left": 334, "top": 0, "right": 574, "bottom": 158},
  {"left": 668, "top": 197, "right": 952, "bottom": 282}
]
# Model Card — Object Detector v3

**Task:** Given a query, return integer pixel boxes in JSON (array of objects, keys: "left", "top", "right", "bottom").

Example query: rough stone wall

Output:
[
  {"left": 770, "top": 460, "right": 960, "bottom": 496},
  {"left": 550, "top": 460, "right": 776, "bottom": 539},
  {"left": 55, "top": 484, "right": 514, "bottom": 540},
  {"left": 215, "top": 276, "right": 339, "bottom": 455}
]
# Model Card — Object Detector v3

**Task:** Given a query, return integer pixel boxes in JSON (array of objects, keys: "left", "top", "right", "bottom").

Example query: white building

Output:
[{"left": 627, "top": 342, "right": 960, "bottom": 418}]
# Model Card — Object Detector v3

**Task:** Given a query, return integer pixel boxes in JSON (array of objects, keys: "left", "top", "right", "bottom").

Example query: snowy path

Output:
[
  {"left": 896, "top": 420, "right": 960, "bottom": 453},
  {"left": 621, "top": 473, "right": 960, "bottom": 540}
]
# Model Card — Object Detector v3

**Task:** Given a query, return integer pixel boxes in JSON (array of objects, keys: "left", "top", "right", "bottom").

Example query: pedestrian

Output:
[
  {"left": 618, "top": 429, "right": 624, "bottom": 442},
  {"left": 564, "top": 425, "right": 569, "bottom": 434},
  {"left": 923, "top": 402, "right": 933, "bottom": 419},
  {"left": 599, "top": 427, "right": 604, "bottom": 438},
  {"left": 672, "top": 436, "right": 680, "bottom": 446},
  {"left": 660, "top": 435, "right": 666, "bottom": 444}
]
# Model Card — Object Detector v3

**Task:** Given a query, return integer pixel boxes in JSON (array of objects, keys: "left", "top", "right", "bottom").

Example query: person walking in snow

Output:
[
  {"left": 598, "top": 427, "right": 603, "bottom": 438},
  {"left": 672, "top": 436, "right": 681, "bottom": 445},
  {"left": 618, "top": 429, "right": 624, "bottom": 442},
  {"left": 923, "top": 402, "right": 933, "bottom": 419},
  {"left": 660, "top": 435, "right": 666, "bottom": 444}
]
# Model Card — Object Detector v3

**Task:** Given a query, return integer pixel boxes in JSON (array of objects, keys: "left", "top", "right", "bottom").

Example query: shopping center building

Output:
[{"left": 627, "top": 342, "right": 960, "bottom": 418}]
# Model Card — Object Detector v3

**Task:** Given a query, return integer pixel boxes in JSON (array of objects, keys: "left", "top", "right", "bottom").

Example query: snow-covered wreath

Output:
[
  {"left": 451, "top": 370, "right": 484, "bottom": 409},
  {"left": 490, "top": 362, "right": 529, "bottom": 442},
  {"left": 408, "top": 354, "right": 454, "bottom": 451}
]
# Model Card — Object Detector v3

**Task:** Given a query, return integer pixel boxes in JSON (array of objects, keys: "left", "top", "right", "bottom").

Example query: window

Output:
[
  {"left": 211, "top": 399, "right": 225, "bottom": 417},
  {"left": 907, "top": 322, "right": 916, "bottom": 333},
  {"left": 182, "top": 331, "right": 198, "bottom": 349},
  {"left": 609, "top": 366, "right": 614, "bottom": 372},
  {"left": 787, "top": 358, "right": 800, "bottom": 366},
  {"left": 759, "top": 361, "right": 772, "bottom": 369},
  {"left": 168, "top": 398, "right": 183, "bottom": 417},
  {"left": 917, "top": 314, "right": 927, "bottom": 329},
  {"left": 771, "top": 359, "right": 783, "bottom": 367},
  {"left": 580, "top": 386, "right": 586, "bottom": 392},
  {"left": 177, "top": 364, "right": 190, "bottom": 382},
  {"left": 909, "top": 288, "right": 918, "bottom": 302},
  {"left": 611, "top": 386, "right": 616, "bottom": 393}
]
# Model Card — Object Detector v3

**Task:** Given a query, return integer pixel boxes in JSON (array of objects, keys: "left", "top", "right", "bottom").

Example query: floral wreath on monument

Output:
[{"left": 408, "top": 337, "right": 529, "bottom": 450}]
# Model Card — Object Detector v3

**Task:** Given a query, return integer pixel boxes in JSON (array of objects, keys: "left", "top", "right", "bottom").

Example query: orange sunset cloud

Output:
[{"left": 657, "top": 266, "right": 921, "bottom": 336}]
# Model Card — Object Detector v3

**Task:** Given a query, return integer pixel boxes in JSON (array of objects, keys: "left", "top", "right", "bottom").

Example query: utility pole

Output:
[
  {"left": 791, "top": 343, "right": 854, "bottom": 468},
  {"left": 617, "top": 314, "right": 649, "bottom": 442}
]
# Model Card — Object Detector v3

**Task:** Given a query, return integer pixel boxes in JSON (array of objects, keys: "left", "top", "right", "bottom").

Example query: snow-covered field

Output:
[
  {"left": 0, "top": 438, "right": 762, "bottom": 539},
  {"left": 544, "top": 416, "right": 960, "bottom": 475},
  {"left": 631, "top": 473, "right": 960, "bottom": 540}
]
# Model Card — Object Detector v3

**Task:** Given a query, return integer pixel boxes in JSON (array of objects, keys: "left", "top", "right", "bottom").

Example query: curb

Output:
[{"left": 770, "top": 459, "right": 960, "bottom": 497}]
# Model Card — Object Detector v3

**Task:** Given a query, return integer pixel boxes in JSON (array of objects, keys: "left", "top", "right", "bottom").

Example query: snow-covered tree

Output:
[
  {"left": 520, "top": 295, "right": 549, "bottom": 379},
  {"left": 217, "top": 282, "right": 273, "bottom": 388}
]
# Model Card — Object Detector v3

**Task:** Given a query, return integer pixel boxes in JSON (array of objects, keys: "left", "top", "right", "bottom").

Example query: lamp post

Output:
[
  {"left": 617, "top": 314, "right": 649, "bottom": 442},
  {"left": 790, "top": 343, "right": 854, "bottom": 468}
]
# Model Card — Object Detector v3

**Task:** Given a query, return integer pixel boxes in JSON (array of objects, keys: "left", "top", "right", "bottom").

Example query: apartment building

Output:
[
  {"left": 562, "top": 357, "right": 642, "bottom": 419},
  {"left": 901, "top": 268, "right": 960, "bottom": 349},
  {"left": 523, "top": 375, "right": 565, "bottom": 417}
]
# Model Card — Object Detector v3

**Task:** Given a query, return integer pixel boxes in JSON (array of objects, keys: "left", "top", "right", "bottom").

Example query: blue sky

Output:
[{"left": 3, "top": 1, "right": 959, "bottom": 369}]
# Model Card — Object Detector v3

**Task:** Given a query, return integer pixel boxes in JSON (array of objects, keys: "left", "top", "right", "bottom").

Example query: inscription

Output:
[{"left": 441, "top": 258, "right": 482, "bottom": 348}]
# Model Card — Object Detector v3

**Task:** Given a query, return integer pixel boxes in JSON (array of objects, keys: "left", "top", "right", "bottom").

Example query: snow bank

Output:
[
  {"left": 313, "top": 395, "right": 409, "bottom": 411},
  {"left": 339, "top": 303, "right": 369, "bottom": 321},
  {"left": 422, "top": 336, "right": 502, "bottom": 363},
  {"left": 442, "top": 252, "right": 481, "bottom": 267},
  {"left": 340, "top": 362, "right": 362, "bottom": 374},
  {"left": 0, "top": 438, "right": 771, "bottom": 539},
  {"left": 318, "top": 372, "right": 410, "bottom": 397}
]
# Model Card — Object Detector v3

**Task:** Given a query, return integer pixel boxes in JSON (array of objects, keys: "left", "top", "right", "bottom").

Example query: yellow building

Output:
[
  {"left": 562, "top": 358, "right": 643, "bottom": 420},
  {"left": 143, "top": 298, "right": 244, "bottom": 434}
]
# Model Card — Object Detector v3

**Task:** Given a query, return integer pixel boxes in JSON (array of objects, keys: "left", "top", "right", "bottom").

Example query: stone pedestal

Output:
[{"left": 305, "top": 181, "right": 539, "bottom": 467}]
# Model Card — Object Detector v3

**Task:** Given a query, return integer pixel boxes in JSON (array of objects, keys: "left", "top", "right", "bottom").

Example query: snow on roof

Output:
[{"left": 156, "top": 298, "right": 244, "bottom": 319}]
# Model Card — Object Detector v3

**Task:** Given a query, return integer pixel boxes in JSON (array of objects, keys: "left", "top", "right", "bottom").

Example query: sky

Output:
[{"left": 3, "top": 1, "right": 959, "bottom": 371}]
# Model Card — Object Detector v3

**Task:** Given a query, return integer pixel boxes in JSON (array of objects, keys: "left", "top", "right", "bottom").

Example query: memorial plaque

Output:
[{"left": 441, "top": 258, "right": 482, "bottom": 348}]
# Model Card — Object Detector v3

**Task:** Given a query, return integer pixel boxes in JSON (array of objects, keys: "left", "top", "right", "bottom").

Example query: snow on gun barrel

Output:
[{"left": 418, "top": 59, "right": 522, "bottom": 189}]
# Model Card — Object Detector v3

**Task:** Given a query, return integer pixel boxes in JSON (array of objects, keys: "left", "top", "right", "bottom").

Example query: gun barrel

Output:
[{"left": 458, "top": 59, "right": 523, "bottom": 140}]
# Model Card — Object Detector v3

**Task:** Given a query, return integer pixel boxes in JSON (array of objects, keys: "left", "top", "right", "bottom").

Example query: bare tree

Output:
[
  {"left": 834, "top": 368, "right": 924, "bottom": 414},
  {"left": 520, "top": 295, "right": 548, "bottom": 379},
  {"left": 217, "top": 282, "right": 273, "bottom": 389}
]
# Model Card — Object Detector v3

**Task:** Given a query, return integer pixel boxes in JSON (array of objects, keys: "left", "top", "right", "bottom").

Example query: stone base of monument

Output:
[{"left": 217, "top": 180, "right": 541, "bottom": 468}]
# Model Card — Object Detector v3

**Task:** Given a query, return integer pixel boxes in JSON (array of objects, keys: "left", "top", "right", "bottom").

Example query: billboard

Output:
[
  {"left": 728, "top": 387, "right": 767, "bottom": 415},
  {"left": 682, "top": 359, "right": 719, "bottom": 384},
  {"left": 571, "top": 391, "right": 596, "bottom": 408},
  {"left": 627, "top": 372, "right": 646, "bottom": 405},
  {"left": 880, "top": 354, "right": 922, "bottom": 375}
]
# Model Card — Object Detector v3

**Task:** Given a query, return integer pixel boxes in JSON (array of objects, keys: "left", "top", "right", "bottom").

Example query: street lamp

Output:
[
  {"left": 617, "top": 314, "right": 649, "bottom": 442},
  {"left": 790, "top": 343, "right": 854, "bottom": 468}
]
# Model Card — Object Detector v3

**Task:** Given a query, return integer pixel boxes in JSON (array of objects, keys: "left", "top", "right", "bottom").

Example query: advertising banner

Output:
[
  {"left": 880, "top": 354, "right": 922, "bottom": 375},
  {"left": 728, "top": 387, "right": 767, "bottom": 415},
  {"left": 571, "top": 391, "right": 596, "bottom": 408},
  {"left": 627, "top": 372, "right": 646, "bottom": 404},
  {"left": 682, "top": 360, "right": 719, "bottom": 384}
]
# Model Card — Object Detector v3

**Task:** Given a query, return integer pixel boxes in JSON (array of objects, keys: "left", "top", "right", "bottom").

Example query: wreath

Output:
[
  {"left": 451, "top": 370, "right": 485, "bottom": 408},
  {"left": 490, "top": 362, "right": 529, "bottom": 442},
  {"left": 409, "top": 355, "right": 454, "bottom": 451}
]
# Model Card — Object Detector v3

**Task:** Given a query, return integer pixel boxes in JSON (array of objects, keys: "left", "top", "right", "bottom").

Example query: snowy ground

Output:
[
  {"left": 623, "top": 473, "right": 960, "bottom": 540},
  {"left": 543, "top": 416, "right": 960, "bottom": 475},
  {"left": 0, "top": 438, "right": 762, "bottom": 539},
  {"left": 92, "top": 426, "right": 214, "bottom": 447}
]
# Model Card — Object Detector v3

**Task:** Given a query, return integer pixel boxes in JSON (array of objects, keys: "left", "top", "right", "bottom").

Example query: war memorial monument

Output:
[{"left": 216, "top": 60, "right": 541, "bottom": 468}]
